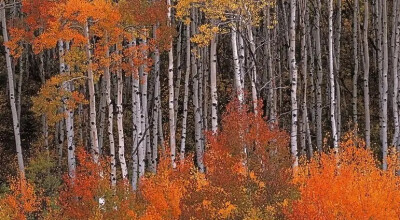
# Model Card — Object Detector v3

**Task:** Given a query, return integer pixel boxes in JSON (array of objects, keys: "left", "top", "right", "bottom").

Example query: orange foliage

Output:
[
  {"left": 0, "top": 177, "right": 41, "bottom": 220},
  {"left": 54, "top": 148, "right": 139, "bottom": 220},
  {"left": 181, "top": 99, "right": 294, "bottom": 219},
  {"left": 287, "top": 134, "right": 400, "bottom": 220},
  {"left": 31, "top": 74, "right": 87, "bottom": 126},
  {"left": 139, "top": 156, "right": 191, "bottom": 220}
]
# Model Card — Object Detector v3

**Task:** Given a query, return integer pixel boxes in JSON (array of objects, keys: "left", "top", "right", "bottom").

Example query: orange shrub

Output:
[
  {"left": 138, "top": 156, "right": 191, "bottom": 220},
  {"left": 0, "top": 177, "right": 41, "bottom": 220},
  {"left": 287, "top": 135, "right": 400, "bottom": 220},
  {"left": 181, "top": 99, "right": 294, "bottom": 219},
  {"left": 55, "top": 148, "right": 138, "bottom": 220}
]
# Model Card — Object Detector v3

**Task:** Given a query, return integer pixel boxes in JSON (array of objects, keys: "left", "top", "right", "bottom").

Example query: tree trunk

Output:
[
  {"left": 167, "top": 0, "right": 177, "bottom": 169},
  {"left": 289, "top": 0, "right": 299, "bottom": 167},
  {"left": 329, "top": 0, "right": 339, "bottom": 153},
  {"left": 391, "top": 0, "right": 400, "bottom": 146},
  {"left": 363, "top": 0, "right": 371, "bottom": 149},
  {"left": 180, "top": 24, "right": 191, "bottom": 161},
  {"left": 232, "top": 25, "right": 244, "bottom": 103},
  {"left": 1, "top": 1, "right": 25, "bottom": 176},
  {"left": 353, "top": 0, "right": 359, "bottom": 132},
  {"left": 84, "top": 21, "right": 99, "bottom": 163},
  {"left": 192, "top": 8, "right": 205, "bottom": 172},
  {"left": 116, "top": 45, "right": 128, "bottom": 180},
  {"left": 381, "top": 0, "right": 389, "bottom": 170},
  {"left": 210, "top": 34, "right": 218, "bottom": 133},
  {"left": 315, "top": 0, "right": 323, "bottom": 152}
]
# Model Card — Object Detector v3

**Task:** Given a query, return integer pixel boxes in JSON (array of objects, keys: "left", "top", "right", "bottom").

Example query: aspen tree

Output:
[
  {"left": 289, "top": 0, "right": 299, "bottom": 167},
  {"left": 315, "top": 0, "right": 323, "bottom": 152},
  {"left": 1, "top": 0, "right": 25, "bottom": 177},
  {"left": 167, "top": 0, "right": 177, "bottom": 168},
  {"left": 180, "top": 23, "right": 190, "bottom": 161},
  {"left": 329, "top": 0, "right": 339, "bottom": 152},
  {"left": 116, "top": 45, "right": 128, "bottom": 179},
  {"left": 352, "top": 0, "right": 359, "bottom": 130},
  {"left": 210, "top": 33, "right": 218, "bottom": 133},
  {"left": 381, "top": 0, "right": 389, "bottom": 170},
  {"left": 391, "top": 0, "right": 400, "bottom": 147},
  {"left": 84, "top": 21, "right": 100, "bottom": 163},
  {"left": 363, "top": 0, "right": 371, "bottom": 149}
]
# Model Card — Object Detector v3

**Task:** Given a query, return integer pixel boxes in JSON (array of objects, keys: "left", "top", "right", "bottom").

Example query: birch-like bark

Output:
[
  {"left": 192, "top": 9, "right": 205, "bottom": 172},
  {"left": 381, "top": 0, "right": 389, "bottom": 170},
  {"left": 210, "top": 34, "right": 218, "bottom": 133},
  {"left": 289, "top": 0, "right": 299, "bottom": 167},
  {"left": 116, "top": 45, "right": 128, "bottom": 179},
  {"left": 334, "top": 0, "right": 342, "bottom": 141},
  {"left": 151, "top": 62, "right": 160, "bottom": 173},
  {"left": 299, "top": 0, "right": 307, "bottom": 156},
  {"left": 232, "top": 25, "right": 244, "bottom": 103},
  {"left": 104, "top": 44, "right": 116, "bottom": 187},
  {"left": 247, "top": 25, "right": 258, "bottom": 113},
  {"left": 352, "top": 0, "right": 359, "bottom": 131},
  {"left": 329, "top": 0, "right": 339, "bottom": 152},
  {"left": 307, "top": 10, "right": 315, "bottom": 157},
  {"left": 1, "top": 0, "right": 25, "bottom": 176},
  {"left": 363, "top": 0, "right": 371, "bottom": 149},
  {"left": 203, "top": 47, "right": 209, "bottom": 130},
  {"left": 174, "top": 23, "right": 182, "bottom": 127},
  {"left": 59, "top": 40, "right": 76, "bottom": 179},
  {"left": 315, "top": 0, "right": 323, "bottom": 152},
  {"left": 167, "top": 0, "right": 177, "bottom": 168},
  {"left": 180, "top": 24, "right": 191, "bottom": 161},
  {"left": 138, "top": 65, "right": 147, "bottom": 175},
  {"left": 131, "top": 39, "right": 144, "bottom": 188},
  {"left": 151, "top": 29, "right": 160, "bottom": 172},
  {"left": 139, "top": 37, "right": 151, "bottom": 170},
  {"left": 17, "top": 55, "right": 22, "bottom": 122},
  {"left": 391, "top": 1, "right": 400, "bottom": 146},
  {"left": 98, "top": 75, "right": 106, "bottom": 155},
  {"left": 84, "top": 21, "right": 99, "bottom": 163}
]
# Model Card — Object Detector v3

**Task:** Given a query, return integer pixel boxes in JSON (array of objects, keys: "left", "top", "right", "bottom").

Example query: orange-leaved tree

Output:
[
  {"left": 52, "top": 147, "right": 138, "bottom": 220},
  {"left": 181, "top": 99, "right": 294, "bottom": 219},
  {"left": 138, "top": 154, "right": 191, "bottom": 220},
  {"left": 0, "top": 177, "right": 42, "bottom": 220},
  {"left": 287, "top": 134, "right": 400, "bottom": 220}
]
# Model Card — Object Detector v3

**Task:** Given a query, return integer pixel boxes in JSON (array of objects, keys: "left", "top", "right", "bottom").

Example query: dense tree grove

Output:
[{"left": 1, "top": 0, "right": 400, "bottom": 219}]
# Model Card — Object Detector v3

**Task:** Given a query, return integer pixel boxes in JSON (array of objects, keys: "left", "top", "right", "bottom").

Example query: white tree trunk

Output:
[
  {"left": 289, "top": 0, "right": 299, "bottom": 167},
  {"left": 210, "top": 35, "right": 218, "bottom": 133},
  {"left": 84, "top": 21, "right": 99, "bottom": 163},
  {"left": 192, "top": 9, "right": 205, "bottom": 172},
  {"left": 151, "top": 37, "right": 160, "bottom": 173},
  {"left": 329, "top": 0, "right": 339, "bottom": 152},
  {"left": 363, "top": 0, "right": 371, "bottom": 149},
  {"left": 381, "top": 0, "right": 389, "bottom": 170},
  {"left": 315, "top": 0, "right": 323, "bottom": 152},
  {"left": 59, "top": 39, "right": 76, "bottom": 179},
  {"left": 247, "top": 25, "right": 258, "bottom": 113},
  {"left": 104, "top": 45, "right": 116, "bottom": 187},
  {"left": 167, "top": 0, "right": 177, "bottom": 169},
  {"left": 232, "top": 25, "right": 244, "bottom": 103},
  {"left": 1, "top": 1, "right": 25, "bottom": 176},
  {"left": 116, "top": 46, "right": 128, "bottom": 179},
  {"left": 391, "top": 1, "right": 400, "bottom": 146},
  {"left": 174, "top": 24, "right": 182, "bottom": 128},
  {"left": 180, "top": 24, "right": 191, "bottom": 161}
]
